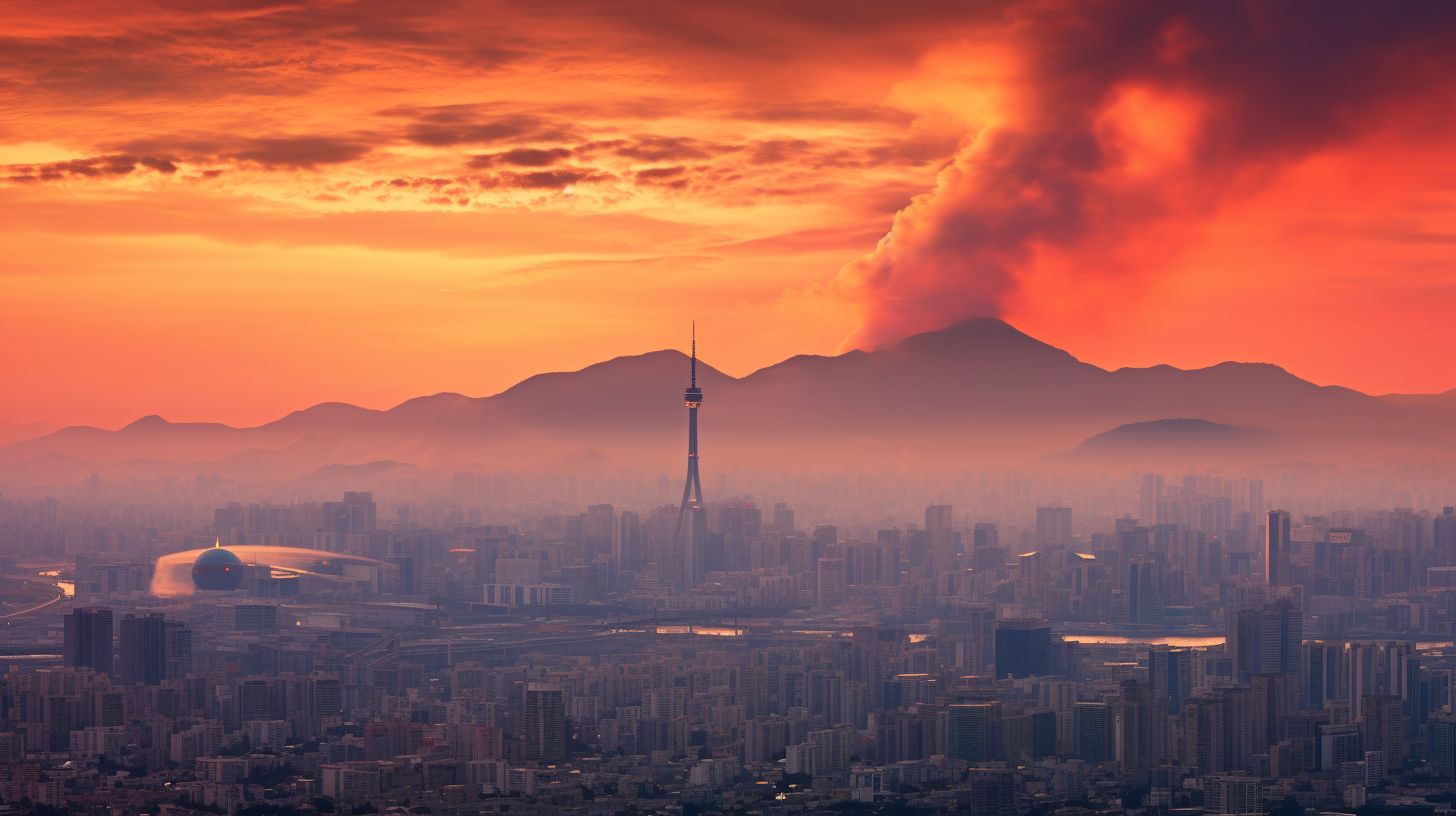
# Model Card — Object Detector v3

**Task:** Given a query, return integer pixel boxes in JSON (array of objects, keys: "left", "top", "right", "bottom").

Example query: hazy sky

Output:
[{"left": 4, "top": 1, "right": 1455, "bottom": 427}]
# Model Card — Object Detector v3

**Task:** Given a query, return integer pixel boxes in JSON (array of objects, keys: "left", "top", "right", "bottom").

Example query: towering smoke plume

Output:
[{"left": 840, "top": 1, "right": 1456, "bottom": 349}]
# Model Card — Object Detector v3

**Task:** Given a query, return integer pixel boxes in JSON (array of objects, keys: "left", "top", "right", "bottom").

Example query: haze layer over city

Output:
[{"left": 4, "top": 2, "right": 1456, "bottom": 816}]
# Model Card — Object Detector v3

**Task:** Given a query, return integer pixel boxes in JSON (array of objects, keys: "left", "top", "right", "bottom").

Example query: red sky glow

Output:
[{"left": 3, "top": 0, "right": 1455, "bottom": 428}]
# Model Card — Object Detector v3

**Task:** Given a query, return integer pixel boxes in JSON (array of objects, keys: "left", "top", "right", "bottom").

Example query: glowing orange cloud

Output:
[{"left": 2, "top": 0, "right": 1455, "bottom": 431}]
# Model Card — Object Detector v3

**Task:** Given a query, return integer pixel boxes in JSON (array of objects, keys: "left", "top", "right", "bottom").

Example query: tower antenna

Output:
[{"left": 675, "top": 322, "right": 705, "bottom": 591}]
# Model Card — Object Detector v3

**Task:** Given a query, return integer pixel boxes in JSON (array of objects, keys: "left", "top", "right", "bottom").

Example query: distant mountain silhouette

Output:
[
  {"left": 0, "top": 421, "right": 56, "bottom": 448},
  {"left": 1062, "top": 418, "right": 1277, "bottom": 466},
  {"left": 3, "top": 318, "right": 1453, "bottom": 481}
]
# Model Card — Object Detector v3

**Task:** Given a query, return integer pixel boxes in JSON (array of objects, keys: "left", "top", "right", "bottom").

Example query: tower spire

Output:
[{"left": 675, "top": 322, "right": 705, "bottom": 591}]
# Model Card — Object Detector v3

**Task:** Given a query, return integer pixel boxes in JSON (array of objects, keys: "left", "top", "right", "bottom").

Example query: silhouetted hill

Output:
[
  {"left": 1063, "top": 418, "right": 1278, "bottom": 465},
  {"left": 3, "top": 318, "right": 1453, "bottom": 480},
  {"left": 0, "top": 421, "right": 56, "bottom": 448}
]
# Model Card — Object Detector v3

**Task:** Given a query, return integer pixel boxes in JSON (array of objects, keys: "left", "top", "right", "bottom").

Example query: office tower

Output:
[
  {"left": 1205, "top": 776, "right": 1261, "bottom": 816},
  {"left": 1074, "top": 701, "right": 1112, "bottom": 762},
  {"left": 673, "top": 325, "right": 706, "bottom": 588},
  {"left": 522, "top": 684, "right": 566, "bottom": 763},
  {"left": 1036, "top": 506, "right": 1072, "bottom": 548},
  {"left": 1118, "top": 680, "right": 1155, "bottom": 782},
  {"left": 1361, "top": 694, "right": 1402, "bottom": 773},
  {"left": 1139, "top": 474, "right": 1164, "bottom": 526},
  {"left": 925, "top": 504, "right": 952, "bottom": 532},
  {"left": 1344, "top": 641, "right": 1416, "bottom": 721},
  {"left": 964, "top": 769, "right": 1017, "bottom": 816},
  {"left": 616, "top": 510, "right": 644, "bottom": 571},
  {"left": 1150, "top": 646, "right": 1193, "bottom": 764},
  {"left": 117, "top": 612, "right": 191, "bottom": 685},
  {"left": 772, "top": 502, "right": 795, "bottom": 533},
  {"left": 163, "top": 619, "right": 193, "bottom": 680},
  {"left": 118, "top": 613, "right": 168, "bottom": 685},
  {"left": 583, "top": 504, "right": 616, "bottom": 558},
  {"left": 1303, "top": 640, "right": 1345, "bottom": 710},
  {"left": 1436, "top": 507, "right": 1456, "bottom": 562},
  {"left": 972, "top": 522, "right": 999, "bottom": 549},
  {"left": 1182, "top": 687, "right": 1254, "bottom": 775},
  {"left": 1266, "top": 509, "right": 1290, "bottom": 586},
  {"left": 1429, "top": 716, "right": 1456, "bottom": 780},
  {"left": 1127, "top": 559, "right": 1165, "bottom": 625},
  {"left": 815, "top": 557, "right": 845, "bottom": 608},
  {"left": 925, "top": 504, "right": 958, "bottom": 569},
  {"left": 320, "top": 491, "right": 377, "bottom": 547},
  {"left": 1019, "top": 550, "right": 1048, "bottom": 605},
  {"left": 1149, "top": 646, "right": 1194, "bottom": 715},
  {"left": 1320, "top": 723, "right": 1362, "bottom": 771},
  {"left": 948, "top": 702, "right": 1000, "bottom": 762},
  {"left": 63, "top": 607, "right": 113, "bottom": 676},
  {"left": 1232, "top": 599, "right": 1302, "bottom": 683},
  {"left": 1003, "top": 710, "right": 1056, "bottom": 760},
  {"left": 1250, "top": 673, "right": 1297, "bottom": 750},
  {"left": 941, "top": 603, "right": 997, "bottom": 674},
  {"left": 234, "top": 604, "right": 278, "bottom": 632},
  {"left": 995, "top": 620, "right": 1052, "bottom": 679}
]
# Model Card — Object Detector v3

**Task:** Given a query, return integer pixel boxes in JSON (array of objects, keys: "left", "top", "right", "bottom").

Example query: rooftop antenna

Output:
[{"left": 691, "top": 320, "right": 697, "bottom": 388}]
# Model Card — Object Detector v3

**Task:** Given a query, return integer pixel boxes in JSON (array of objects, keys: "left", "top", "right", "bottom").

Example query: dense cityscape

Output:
[
  {"left": 8, "top": 1, "right": 1456, "bottom": 815},
  {"left": 6, "top": 454, "right": 1456, "bottom": 816}
]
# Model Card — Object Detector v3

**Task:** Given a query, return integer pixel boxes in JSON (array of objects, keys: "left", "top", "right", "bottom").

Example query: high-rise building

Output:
[
  {"left": 1139, "top": 474, "right": 1164, "bottom": 527},
  {"left": 1150, "top": 645, "right": 1194, "bottom": 762},
  {"left": 1074, "top": 701, "right": 1113, "bottom": 762},
  {"left": 964, "top": 769, "right": 1017, "bottom": 816},
  {"left": 1036, "top": 506, "right": 1072, "bottom": 548},
  {"left": 1361, "top": 694, "right": 1403, "bottom": 773},
  {"left": 1149, "top": 646, "right": 1194, "bottom": 714},
  {"left": 1232, "top": 599, "right": 1302, "bottom": 683},
  {"left": 924, "top": 504, "right": 952, "bottom": 532},
  {"left": 1436, "top": 507, "right": 1456, "bottom": 560},
  {"left": 673, "top": 324, "right": 706, "bottom": 590},
  {"left": 118, "top": 613, "right": 167, "bottom": 685},
  {"left": 522, "top": 684, "right": 566, "bottom": 763},
  {"left": 1429, "top": 716, "right": 1456, "bottom": 780},
  {"left": 1182, "top": 688, "right": 1254, "bottom": 775},
  {"left": 63, "top": 607, "right": 113, "bottom": 676},
  {"left": 1250, "top": 673, "right": 1297, "bottom": 750},
  {"left": 1002, "top": 709, "right": 1056, "bottom": 760},
  {"left": 1118, "top": 680, "right": 1155, "bottom": 782},
  {"left": 925, "top": 504, "right": 958, "bottom": 569},
  {"left": 1128, "top": 560, "right": 1165, "bottom": 624},
  {"left": 117, "top": 613, "right": 191, "bottom": 686},
  {"left": 1266, "top": 510, "right": 1291, "bottom": 586},
  {"left": 772, "top": 503, "right": 795, "bottom": 533},
  {"left": 234, "top": 604, "right": 278, "bottom": 632},
  {"left": 1205, "top": 775, "right": 1262, "bottom": 816},
  {"left": 995, "top": 620, "right": 1052, "bottom": 679},
  {"left": 948, "top": 702, "right": 1000, "bottom": 762}
]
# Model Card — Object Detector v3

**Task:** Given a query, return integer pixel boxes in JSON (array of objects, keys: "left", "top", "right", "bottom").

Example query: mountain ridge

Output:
[{"left": 3, "top": 318, "right": 1452, "bottom": 477}]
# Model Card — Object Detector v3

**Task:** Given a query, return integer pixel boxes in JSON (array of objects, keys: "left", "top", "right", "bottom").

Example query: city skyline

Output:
[
  {"left": 8, "top": 3, "right": 1456, "bottom": 814},
  {"left": 5, "top": 2, "right": 1456, "bottom": 427}
]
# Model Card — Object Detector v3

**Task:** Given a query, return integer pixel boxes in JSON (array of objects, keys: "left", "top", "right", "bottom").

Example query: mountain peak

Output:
[
  {"left": 883, "top": 317, "right": 1090, "bottom": 370},
  {"left": 892, "top": 317, "right": 1049, "bottom": 349},
  {"left": 123, "top": 414, "right": 170, "bottom": 430}
]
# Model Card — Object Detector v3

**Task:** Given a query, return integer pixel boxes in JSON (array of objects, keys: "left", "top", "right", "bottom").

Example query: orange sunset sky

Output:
[{"left": 3, "top": 1, "right": 1456, "bottom": 429}]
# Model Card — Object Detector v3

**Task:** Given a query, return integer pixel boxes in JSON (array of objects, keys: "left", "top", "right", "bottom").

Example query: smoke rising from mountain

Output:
[{"left": 839, "top": 1, "right": 1456, "bottom": 349}]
